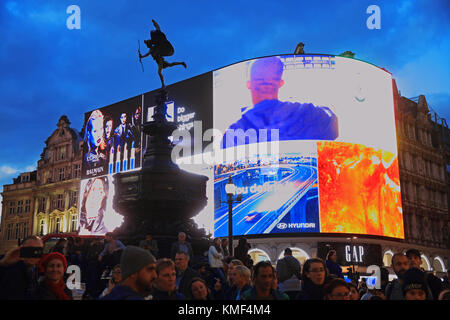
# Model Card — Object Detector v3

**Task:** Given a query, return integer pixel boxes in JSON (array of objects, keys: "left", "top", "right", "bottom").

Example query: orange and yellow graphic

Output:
[{"left": 318, "top": 141, "right": 404, "bottom": 238}]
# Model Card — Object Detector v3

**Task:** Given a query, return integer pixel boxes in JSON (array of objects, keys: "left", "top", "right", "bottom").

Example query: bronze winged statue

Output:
[{"left": 139, "top": 20, "right": 187, "bottom": 88}]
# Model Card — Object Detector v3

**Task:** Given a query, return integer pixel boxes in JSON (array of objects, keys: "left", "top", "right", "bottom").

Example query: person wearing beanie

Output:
[
  {"left": 402, "top": 268, "right": 428, "bottom": 301},
  {"left": 33, "top": 252, "right": 72, "bottom": 300},
  {"left": 101, "top": 246, "right": 157, "bottom": 300}
]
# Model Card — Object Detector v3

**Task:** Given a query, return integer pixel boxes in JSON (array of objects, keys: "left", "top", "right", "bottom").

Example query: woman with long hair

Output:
[
  {"left": 84, "top": 109, "right": 107, "bottom": 169},
  {"left": 79, "top": 177, "right": 109, "bottom": 235},
  {"left": 33, "top": 252, "right": 72, "bottom": 300}
]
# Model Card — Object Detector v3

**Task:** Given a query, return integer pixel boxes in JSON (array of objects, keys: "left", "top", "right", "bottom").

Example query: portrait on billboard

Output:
[
  {"left": 83, "top": 109, "right": 107, "bottom": 176},
  {"left": 79, "top": 175, "right": 123, "bottom": 236},
  {"left": 82, "top": 96, "right": 143, "bottom": 179},
  {"left": 215, "top": 55, "right": 339, "bottom": 149}
]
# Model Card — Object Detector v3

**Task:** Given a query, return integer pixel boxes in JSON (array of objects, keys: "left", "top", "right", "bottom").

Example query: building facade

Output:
[
  {"left": 33, "top": 116, "right": 83, "bottom": 238},
  {"left": 0, "top": 171, "right": 37, "bottom": 254},
  {"left": 0, "top": 116, "right": 83, "bottom": 254}
]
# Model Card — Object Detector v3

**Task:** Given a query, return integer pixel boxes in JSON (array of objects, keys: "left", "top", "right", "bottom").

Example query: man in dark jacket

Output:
[
  {"left": 101, "top": 246, "right": 157, "bottom": 300},
  {"left": 0, "top": 236, "right": 43, "bottom": 300},
  {"left": 276, "top": 248, "right": 301, "bottom": 299},
  {"left": 175, "top": 252, "right": 200, "bottom": 297}
]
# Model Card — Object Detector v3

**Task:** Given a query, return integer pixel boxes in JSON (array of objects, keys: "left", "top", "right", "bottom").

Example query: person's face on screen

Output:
[
  {"left": 89, "top": 117, "right": 103, "bottom": 149},
  {"left": 120, "top": 113, "right": 127, "bottom": 125},
  {"left": 247, "top": 61, "right": 284, "bottom": 105},
  {"left": 105, "top": 120, "right": 113, "bottom": 139},
  {"left": 86, "top": 179, "right": 106, "bottom": 220}
]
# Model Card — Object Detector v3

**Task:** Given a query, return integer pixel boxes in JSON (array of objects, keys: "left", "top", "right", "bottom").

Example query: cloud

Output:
[{"left": 0, "top": 166, "right": 19, "bottom": 176}]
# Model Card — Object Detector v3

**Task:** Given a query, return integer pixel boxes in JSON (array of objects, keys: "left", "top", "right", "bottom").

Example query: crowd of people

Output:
[{"left": 1, "top": 232, "right": 449, "bottom": 301}]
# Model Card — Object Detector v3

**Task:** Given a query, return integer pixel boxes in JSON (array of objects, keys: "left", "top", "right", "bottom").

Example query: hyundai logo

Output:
[{"left": 277, "top": 223, "right": 287, "bottom": 229}]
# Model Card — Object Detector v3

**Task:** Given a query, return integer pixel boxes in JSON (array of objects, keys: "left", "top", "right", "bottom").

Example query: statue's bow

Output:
[{"left": 138, "top": 40, "right": 144, "bottom": 72}]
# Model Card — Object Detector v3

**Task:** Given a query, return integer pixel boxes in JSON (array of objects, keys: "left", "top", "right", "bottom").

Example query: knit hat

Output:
[
  {"left": 402, "top": 268, "right": 428, "bottom": 296},
  {"left": 38, "top": 252, "right": 68, "bottom": 273},
  {"left": 120, "top": 245, "right": 156, "bottom": 280}
]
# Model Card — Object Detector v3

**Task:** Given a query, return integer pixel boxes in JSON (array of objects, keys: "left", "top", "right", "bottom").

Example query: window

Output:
[
  {"left": 40, "top": 220, "right": 45, "bottom": 236},
  {"left": 56, "top": 194, "right": 64, "bottom": 210},
  {"left": 71, "top": 215, "right": 78, "bottom": 232},
  {"left": 9, "top": 202, "right": 15, "bottom": 214},
  {"left": 71, "top": 191, "right": 78, "bottom": 207},
  {"left": 23, "top": 222, "right": 28, "bottom": 238},
  {"left": 58, "top": 167, "right": 65, "bottom": 181},
  {"left": 15, "top": 223, "right": 20, "bottom": 239},
  {"left": 6, "top": 224, "right": 13, "bottom": 240},
  {"left": 24, "top": 199, "right": 30, "bottom": 213},
  {"left": 56, "top": 146, "right": 66, "bottom": 161},
  {"left": 73, "top": 163, "right": 81, "bottom": 178},
  {"left": 17, "top": 200, "right": 23, "bottom": 214},
  {"left": 39, "top": 197, "right": 46, "bottom": 212},
  {"left": 55, "top": 218, "right": 61, "bottom": 232}
]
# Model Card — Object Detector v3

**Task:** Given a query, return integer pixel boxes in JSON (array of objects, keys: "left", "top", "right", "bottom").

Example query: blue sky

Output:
[{"left": 0, "top": 0, "right": 449, "bottom": 213}]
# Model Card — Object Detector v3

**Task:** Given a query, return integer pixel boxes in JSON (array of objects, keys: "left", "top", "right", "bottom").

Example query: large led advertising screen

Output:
[
  {"left": 209, "top": 54, "right": 403, "bottom": 239},
  {"left": 79, "top": 95, "right": 143, "bottom": 235},
  {"left": 79, "top": 54, "right": 404, "bottom": 239}
]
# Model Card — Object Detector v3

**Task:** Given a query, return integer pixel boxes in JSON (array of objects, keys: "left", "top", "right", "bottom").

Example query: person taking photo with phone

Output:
[
  {"left": 99, "top": 264, "right": 122, "bottom": 298},
  {"left": 0, "top": 236, "right": 44, "bottom": 300}
]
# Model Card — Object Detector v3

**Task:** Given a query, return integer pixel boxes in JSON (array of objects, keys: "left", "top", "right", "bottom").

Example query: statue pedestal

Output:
[{"left": 113, "top": 89, "right": 210, "bottom": 259}]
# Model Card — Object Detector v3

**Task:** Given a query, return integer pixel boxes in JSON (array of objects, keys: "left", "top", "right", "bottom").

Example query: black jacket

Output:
[
  {"left": 296, "top": 279, "right": 325, "bottom": 300},
  {"left": 0, "top": 260, "right": 39, "bottom": 300},
  {"left": 151, "top": 286, "right": 185, "bottom": 300},
  {"left": 177, "top": 267, "right": 200, "bottom": 298}
]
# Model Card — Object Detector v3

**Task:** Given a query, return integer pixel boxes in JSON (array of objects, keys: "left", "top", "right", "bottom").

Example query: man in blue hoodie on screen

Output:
[{"left": 221, "top": 56, "right": 338, "bottom": 148}]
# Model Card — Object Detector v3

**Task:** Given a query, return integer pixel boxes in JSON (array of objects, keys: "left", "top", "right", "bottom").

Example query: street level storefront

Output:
[{"left": 243, "top": 236, "right": 449, "bottom": 281}]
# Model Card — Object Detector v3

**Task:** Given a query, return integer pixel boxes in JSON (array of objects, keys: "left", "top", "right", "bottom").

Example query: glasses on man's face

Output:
[{"left": 309, "top": 268, "right": 325, "bottom": 273}]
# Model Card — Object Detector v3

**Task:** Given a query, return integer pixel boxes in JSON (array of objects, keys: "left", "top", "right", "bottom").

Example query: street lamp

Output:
[{"left": 224, "top": 175, "right": 242, "bottom": 256}]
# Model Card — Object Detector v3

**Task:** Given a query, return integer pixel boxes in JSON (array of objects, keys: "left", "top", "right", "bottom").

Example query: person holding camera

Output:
[{"left": 0, "top": 236, "right": 44, "bottom": 300}]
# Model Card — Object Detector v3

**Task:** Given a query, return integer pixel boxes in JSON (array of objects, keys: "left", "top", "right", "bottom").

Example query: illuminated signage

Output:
[{"left": 317, "top": 242, "right": 382, "bottom": 266}]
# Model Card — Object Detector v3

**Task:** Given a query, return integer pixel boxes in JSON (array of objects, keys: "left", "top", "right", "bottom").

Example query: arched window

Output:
[
  {"left": 55, "top": 218, "right": 61, "bottom": 233},
  {"left": 277, "top": 247, "right": 310, "bottom": 265},
  {"left": 432, "top": 257, "right": 446, "bottom": 272},
  {"left": 383, "top": 250, "right": 394, "bottom": 267},
  {"left": 249, "top": 248, "right": 271, "bottom": 264},
  {"left": 420, "top": 254, "right": 431, "bottom": 271},
  {"left": 40, "top": 220, "right": 45, "bottom": 236}
]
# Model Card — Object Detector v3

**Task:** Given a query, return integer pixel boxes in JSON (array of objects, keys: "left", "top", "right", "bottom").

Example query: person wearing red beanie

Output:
[{"left": 33, "top": 252, "right": 72, "bottom": 300}]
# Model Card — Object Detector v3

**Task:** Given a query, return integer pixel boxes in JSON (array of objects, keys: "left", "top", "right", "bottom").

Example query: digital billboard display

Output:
[
  {"left": 208, "top": 54, "right": 403, "bottom": 239},
  {"left": 79, "top": 54, "right": 404, "bottom": 239},
  {"left": 79, "top": 95, "right": 143, "bottom": 235},
  {"left": 82, "top": 95, "right": 143, "bottom": 179}
]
